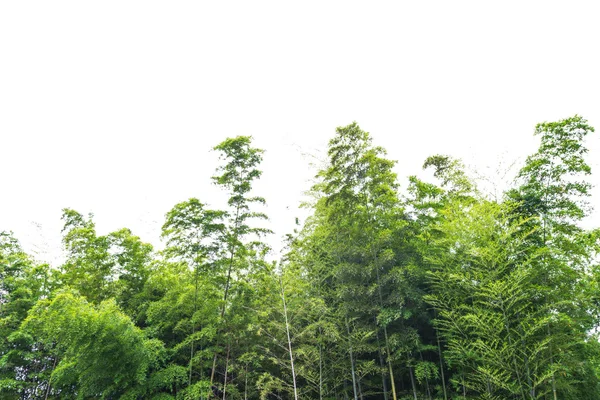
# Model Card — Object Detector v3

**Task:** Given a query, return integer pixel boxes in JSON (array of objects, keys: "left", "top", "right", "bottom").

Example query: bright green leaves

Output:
[
  {"left": 2, "top": 117, "right": 600, "bottom": 400},
  {"left": 162, "top": 198, "right": 225, "bottom": 269},
  {"left": 319, "top": 122, "right": 400, "bottom": 223},
  {"left": 510, "top": 115, "right": 594, "bottom": 231},
  {"left": 426, "top": 201, "right": 552, "bottom": 398},
  {"left": 299, "top": 122, "right": 419, "bottom": 400},
  {"left": 23, "top": 291, "right": 160, "bottom": 398},
  {"left": 213, "top": 136, "right": 272, "bottom": 246},
  {"left": 0, "top": 231, "right": 33, "bottom": 301},
  {"left": 60, "top": 209, "right": 154, "bottom": 311},
  {"left": 150, "top": 136, "right": 273, "bottom": 397},
  {"left": 0, "top": 232, "right": 54, "bottom": 399},
  {"left": 421, "top": 116, "right": 600, "bottom": 398},
  {"left": 213, "top": 136, "right": 267, "bottom": 216}
]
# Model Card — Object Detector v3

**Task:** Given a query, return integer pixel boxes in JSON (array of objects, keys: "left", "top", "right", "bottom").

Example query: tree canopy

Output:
[{"left": 2, "top": 116, "right": 600, "bottom": 399}]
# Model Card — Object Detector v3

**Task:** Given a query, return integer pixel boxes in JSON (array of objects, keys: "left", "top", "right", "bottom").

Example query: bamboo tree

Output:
[
  {"left": 0, "top": 232, "right": 57, "bottom": 399},
  {"left": 209, "top": 136, "right": 271, "bottom": 386},
  {"left": 313, "top": 122, "right": 404, "bottom": 399},
  {"left": 162, "top": 199, "right": 224, "bottom": 387},
  {"left": 2, "top": 118, "right": 600, "bottom": 400},
  {"left": 508, "top": 115, "right": 599, "bottom": 398}
]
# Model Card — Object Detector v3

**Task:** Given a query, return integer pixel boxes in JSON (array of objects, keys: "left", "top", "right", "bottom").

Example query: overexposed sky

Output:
[{"left": 2, "top": 1, "right": 600, "bottom": 262}]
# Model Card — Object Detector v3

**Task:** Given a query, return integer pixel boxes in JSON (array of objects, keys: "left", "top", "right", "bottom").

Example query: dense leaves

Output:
[{"left": 2, "top": 117, "right": 600, "bottom": 399}]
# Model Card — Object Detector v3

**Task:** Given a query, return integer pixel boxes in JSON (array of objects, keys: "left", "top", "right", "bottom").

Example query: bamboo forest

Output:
[{"left": 2, "top": 115, "right": 600, "bottom": 400}]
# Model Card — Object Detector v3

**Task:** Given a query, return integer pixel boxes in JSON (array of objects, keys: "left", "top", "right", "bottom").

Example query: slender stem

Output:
[
  {"left": 376, "top": 326, "right": 389, "bottom": 400},
  {"left": 281, "top": 276, "right": 299, "bottom": 400},
  {"left": 222, "top": 343, "right": 230, "bottom": 400},
  {"left": 373, "top": 251, "right": 397, "bottom": 400},
  {"left": 319, "top": 327, "right": 324, "bottom": 400},
  {"left": 462, "top": 369, "right": 467, "bottom": 399},
  {"left": 383, "top": 326, "right": 398, "bottom": 400},
  {"left": 436, "top": 328, "right": 448, "bottom": 400},
  {"left": 211, "top": 203, "right": 242, "bottom": 385},
  {"left": 418, "top": 349, "right": 432, "bottom": 400},
  {"left": 408, "top": 361, "right": 417, "bottom": 400},
  {"left": 346, "top": 317, "right": 359, "bottom": 400},
  {"left": 244, "top": 364, "right": 248, "bottom": 400},
  {"left": 44, "top": 356, "right": 57, "bottom": 400},
  {"left": 190, "top": 264, "right": 200, "bottom": 386}
]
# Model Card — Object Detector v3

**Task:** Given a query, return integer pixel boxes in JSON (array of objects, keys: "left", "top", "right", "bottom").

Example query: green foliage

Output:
[
  {"left": 60, "top": 210, "right": 154, "bottom": 315},
  {"left": 23, "top": 291, "right": 159, "bottom": 398},
  {"left": 2, "top": 118, "right": 600, "bottom": 399}
]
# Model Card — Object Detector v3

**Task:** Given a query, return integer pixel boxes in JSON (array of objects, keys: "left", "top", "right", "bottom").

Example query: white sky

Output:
[{"left": 2, "top": 1, "right": 600, "bottom": 263}]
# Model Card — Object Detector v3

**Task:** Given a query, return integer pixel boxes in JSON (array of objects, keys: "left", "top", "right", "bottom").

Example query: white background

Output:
[{"left": 1, "top": 1, "right": 599, "bottom": 263}]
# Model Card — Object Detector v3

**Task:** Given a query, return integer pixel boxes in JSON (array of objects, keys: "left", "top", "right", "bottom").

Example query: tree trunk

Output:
[
  {"left": 189, "top": 265, "right": 200, "bottom": 386},
  {"left": 375, "top": 324, "right": 389, "bottom": 400},
  {"left": 44, "top": 356, "right": 57, "bottom": 400},
  {"left": 374, "top": 265, "right": 398, "bottom": 400},
  {"left": 319, "top": 339, "right": 324, "bottom": 400},
  {"left": 244, "top": 364, "right": 248, "bottom": 400},
  {"left": 436, "top": 329, "right": 448, "bottom": 400},
  {"left": 462, "top": 369, "right": 467, "bottom": 399},
  {"left": 346, "top": 318, "right": 359, "bottom": 400},
  {"left": 211, "top": 205, "right": 242, "bottom": 385},
  {"left": 280, "top": 277, "right": 299, "bottom": 400},
  {"left": 408, "top": 362, "right": 418, "bottom": 400},
  {"left": 357, "top": 374, "right": 364, "bottom": 400},
  {"left": 222, "top": 343, "right": 230, "bottom": 400},
  {"left": 383, "top": 326, "right": 398, "bottom": 400}
]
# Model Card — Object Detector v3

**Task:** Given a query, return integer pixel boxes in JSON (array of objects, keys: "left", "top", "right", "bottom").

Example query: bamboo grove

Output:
[{"left": 2, "top": 116, "right": 600, "bottom": 399}]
